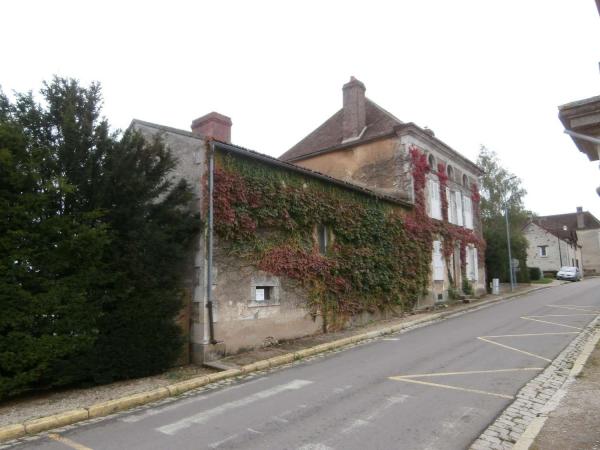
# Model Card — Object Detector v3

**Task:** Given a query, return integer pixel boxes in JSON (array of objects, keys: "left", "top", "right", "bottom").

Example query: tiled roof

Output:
[
  {"left": 280, "top": 98, "right": 402, "bottom": 162},
  {"left": 535, "top": 211, "right": 600, "bottom": 232},
  {"left": 129, "top": 119, "right": 412, "bottom": 208}
]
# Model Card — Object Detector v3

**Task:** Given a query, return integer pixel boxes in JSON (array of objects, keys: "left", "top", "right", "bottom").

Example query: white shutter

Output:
[
  {"left": 446, "top": 188, "right": 453, "bottom": 223},
  {"left": 455, "top": 191, "right": 464, "bottom": 226},
  {"left": 432, "top": 240, "right": 444, "bottom": 280},
  {"left": 428, "top": 179, "right": 435, "bottom": 218},
  {"left": 465, "top": 246, "right": 472, "bottom": 280},
  {"left": 473, "top": 247, "right": 479, "bottom": 281},
  {"left": 431, "top": 180, "right": 441, "bottom": 220},
  {"left": 464, "top": 196, "right": 473, "bottom": 229}
]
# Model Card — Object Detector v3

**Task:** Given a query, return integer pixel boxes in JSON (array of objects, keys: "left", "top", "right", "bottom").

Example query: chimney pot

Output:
[
  {"left": 191, "top": 112, "right": 232, "bottom": 143},
  {"left": 342, "top": 76, "right": 366, "bottom": 141}
]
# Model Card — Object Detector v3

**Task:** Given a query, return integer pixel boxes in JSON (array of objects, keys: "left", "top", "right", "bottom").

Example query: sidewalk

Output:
[
  {"left": 0, "top": 281, "right": 561, "bottom": 442},
  {"left": 529, "top": 338, "right": 600, "bottom": 450}
]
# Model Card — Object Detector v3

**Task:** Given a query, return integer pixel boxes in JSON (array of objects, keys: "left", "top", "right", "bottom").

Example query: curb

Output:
[{"left": 0, "top": 283, "right": 560, "bottom": 444}]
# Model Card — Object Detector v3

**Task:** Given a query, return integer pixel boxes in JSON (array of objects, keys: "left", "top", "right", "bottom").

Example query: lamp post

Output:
[{"left": 504, "top": 176, "right": 517, "bottom": 292}]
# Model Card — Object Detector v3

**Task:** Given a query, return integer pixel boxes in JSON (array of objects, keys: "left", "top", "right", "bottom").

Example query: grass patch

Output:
[{"left": 531, "top": 278, "right": 554, "bottom": 284}]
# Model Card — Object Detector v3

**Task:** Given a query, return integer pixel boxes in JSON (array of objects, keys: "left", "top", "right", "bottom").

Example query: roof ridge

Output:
[{"left": 365, "top": 97, "right": 403, "bottom": 124}]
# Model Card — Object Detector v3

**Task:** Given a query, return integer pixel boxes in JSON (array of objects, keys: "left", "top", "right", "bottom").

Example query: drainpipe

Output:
[{"left": 206, "top": 141, "right": 217, "bottom": 345}]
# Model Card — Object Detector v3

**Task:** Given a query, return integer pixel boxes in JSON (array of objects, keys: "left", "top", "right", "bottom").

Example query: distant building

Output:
[{"left": 524, "top": 207, "right": 600, "bottom": 276}]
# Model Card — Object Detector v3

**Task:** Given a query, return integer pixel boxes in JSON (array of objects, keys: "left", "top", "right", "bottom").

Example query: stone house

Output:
[
  {"left": 280, "top": 77, "right": 486, "bottom": 305},
  {"left": 525, "top": 208, "right": 600, "bottom": 276},
  {"left": 130, "top": 79, "right": 485, "bottom": 363},
  {"left": 132, "top": 115, "right": 417, "bottom": 363},
  {"left": 523, "top": 220, "right": 582, "bottom": 277}
]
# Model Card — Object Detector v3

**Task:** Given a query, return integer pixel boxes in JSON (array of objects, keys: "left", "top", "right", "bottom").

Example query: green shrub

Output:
[{"left": 529, "top": 267, "right": 542, "bottom": 281}]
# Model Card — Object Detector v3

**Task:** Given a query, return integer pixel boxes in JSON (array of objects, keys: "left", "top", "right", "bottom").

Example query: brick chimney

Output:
[
  {"left": 191, "top": 112, "right": 232, "bottom": 143},
  {"left": 576, "top": 206, "right": 585, "bottom": 229},
  {"left": 342, "top": 76, "right": 366, "bottom": 142}
]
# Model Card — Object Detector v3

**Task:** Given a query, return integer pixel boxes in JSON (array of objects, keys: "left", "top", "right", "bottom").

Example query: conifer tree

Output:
[{"left": 0, "top": 78, "right": 197, "bottom": 398}]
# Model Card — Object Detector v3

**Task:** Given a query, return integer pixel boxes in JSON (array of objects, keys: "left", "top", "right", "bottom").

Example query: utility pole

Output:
[{"left": 505, "top": 206, "right": 515, "bottom": 292}]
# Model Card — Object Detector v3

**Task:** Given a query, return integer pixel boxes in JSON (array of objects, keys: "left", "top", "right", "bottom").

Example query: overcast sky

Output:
[{"left": 3, "top": 0, "right": 599, "bottom": 218}]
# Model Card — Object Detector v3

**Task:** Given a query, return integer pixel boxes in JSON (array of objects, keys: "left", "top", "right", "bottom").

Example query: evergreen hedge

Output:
[{"left": 0, "top": 78, "right": 198, "bottom": 399}]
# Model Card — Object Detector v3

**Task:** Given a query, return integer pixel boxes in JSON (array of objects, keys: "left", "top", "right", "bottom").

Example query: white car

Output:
[{"left": 556, "top": 266, "right": 582, "bottom": 281}]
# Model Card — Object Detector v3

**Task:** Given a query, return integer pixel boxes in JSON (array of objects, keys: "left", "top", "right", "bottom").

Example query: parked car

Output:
[{"left": 556, "top": 266, "right": 582, "bottom": 281}]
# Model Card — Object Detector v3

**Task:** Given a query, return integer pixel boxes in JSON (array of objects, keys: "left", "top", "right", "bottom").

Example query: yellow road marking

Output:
[
  {"left": 520, "top": 316, "right": 582, "bottom": 330},
  {"left": 547, "top": 305, "right": 600, "bottom": 313},
  {"left": 392, "top": 367, "right": 544, "bottom": 378},
  {"left": 389, "top": 377, "right": 514, "bottom": 399},
  {"left": 477, "top": 337, "right": 551, "bottom": 361},
  {"left": 47, "top": 433, "right": 93, "bottom": 450},
  {"left": 527, "top": 314, "right": 597, "bottom": 317},
  {"left": 481, "top": 332, "right": 578, "bottom": 338}
]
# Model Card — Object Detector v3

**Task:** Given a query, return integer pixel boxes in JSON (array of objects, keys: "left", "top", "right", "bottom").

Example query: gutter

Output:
[
  {"left": 564, "top": 129, "right": 600, "bottom": 146},
  {"left": 206, "top": 141, "right": 217, "bottom": 345}
]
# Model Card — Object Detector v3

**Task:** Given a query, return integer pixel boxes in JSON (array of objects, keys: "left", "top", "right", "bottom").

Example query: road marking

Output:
[
  {"left": 121, "top": 376, "right": 267, "bottom": 423},
  {"left": 547, "top": 304, "right": 600, "bottom": 313},
  {"left": 297, "top": 444, "right": 334, "bottom": 450},
  {"left": 47, "top": 433, "right": 93, "bottom": 450},
  {"left": 521, "top": 316, "right": 582, "bottom": 330},
  {"left": 478, "top": 337, "right": 551, "bottom": 361},
  {"left": 156, "top": 379, "right": 313, "bottom": 435},
  {"left": 340, "top": 394, "right": 411, "bottom": 434},
  {"left": 481, "top": 332, "right": 578, "bottom": 338},
  {"left": 382, "top": 338, "right": 400, "bottom": 341},
  {"left": 527, "top": 314, "right": 598, "bottom": 317},
  {"left": 389, "top": 368, "right": 544, "bottom": 400},
  {"left": 393, "top": 368, "right": 544, "bottom": 378},
  {"left": 208, "top": 434, "right": 239, "bottom": 448},
  {"left": 389, "top": 377, "right": 514, "bottom": 399}
]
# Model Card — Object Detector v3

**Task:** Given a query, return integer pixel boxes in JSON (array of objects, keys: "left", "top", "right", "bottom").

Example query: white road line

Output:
[
  {"left": 340, "top": 395, "right": 411, "bottom": 434},
  {"left": 121, "top": 377, "right": 267, "bottom": 423},
  {"left": 208, "top": 434, "right": 238, "bottom": 448},
  {"left": 156, "top": 379, "right": 313, "bottom": 435}
]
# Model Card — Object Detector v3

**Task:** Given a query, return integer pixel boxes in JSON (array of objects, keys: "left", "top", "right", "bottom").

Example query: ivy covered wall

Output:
[{"left": 212, "top": 145, "right": 484, "bottom": 330}]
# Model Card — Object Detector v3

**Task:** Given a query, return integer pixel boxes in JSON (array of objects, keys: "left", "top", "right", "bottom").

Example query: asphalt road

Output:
[{"left": 9, "top": 279, "right": 600, "bottom": 450}]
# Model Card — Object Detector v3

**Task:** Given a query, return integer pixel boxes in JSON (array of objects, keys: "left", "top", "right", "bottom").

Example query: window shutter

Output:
[
  {"left": 455, "top": 191, "right": 463, "bottom": 226},
  {"left": 464, "top": 196, "right": 473, "bottom": 229},
  {"left": 432, "top": 240, "right": 444, "bottom": 280},
  {"left": 446, "top": 187, "right": 453, "bottom": 223},
  {"left": 473, "top": 247, "right": 479, "bottom": 281}
]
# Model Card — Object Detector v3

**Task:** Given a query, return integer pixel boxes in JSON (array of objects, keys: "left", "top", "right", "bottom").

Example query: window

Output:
[
  {"left": 429, "top": 179, "right": 442, "bottom": 220},
  {"left": 432, "top": 240, "right": 444, "bottom": 281},
  {"left": 463, "top": 195, "right": 473, "bottom": 229},
  {"left": 250, "top": 277, "right": 280, "bottom": 307},
  {"left": 317, "top": 224, "right": 328, "bottom": 254},
  {"left": 446, "top": 188, "right": 455, "bottom": 224},
  {"left": 462, "top": 174, "right": 469, "bottom": 188},
  {"left": 428, "top": 154, "right": 435, "bottom": 170},
  {"left": 537, "top": 245, "right": 548, "bottom": 257},
  {"left": 455, "top": 191, "right": 464, "bottom": 226},
  {"left": 466, "top": 245, "right": 479, "bottom": 281},
  {"left": 447, "top": 165, "right": 454, "bottom": 181},
  {"left": 254, "top": 286, "right": 272, "bottom": 302}
]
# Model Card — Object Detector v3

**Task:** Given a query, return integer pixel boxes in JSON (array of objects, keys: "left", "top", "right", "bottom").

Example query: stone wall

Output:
[
  {"left": 524, "top": 223, "right": 581, "bottom": 274},
  {"left": 577, "top": 228, "right": 600, "bottom": 275}
]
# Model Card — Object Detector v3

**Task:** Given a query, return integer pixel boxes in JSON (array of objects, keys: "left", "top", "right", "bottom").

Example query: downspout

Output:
[{"left": 206, "top": 141, "right": 217, "bottom": 344}]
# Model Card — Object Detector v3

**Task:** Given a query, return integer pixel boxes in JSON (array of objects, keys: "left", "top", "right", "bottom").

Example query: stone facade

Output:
[
  {"left": 524, "top": 222, "right": 582, "bottom": 275},
  {"left": 281, "top": 78, "right": 486, "bottom": 303}
]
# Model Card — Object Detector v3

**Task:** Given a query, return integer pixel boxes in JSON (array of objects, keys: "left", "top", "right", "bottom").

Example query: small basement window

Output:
[
  {"left": 538, "top": 245, "right": 548, "bottom": 257},
  {"left": 254, "top": 286, "right": 272, "bottom": 302}
]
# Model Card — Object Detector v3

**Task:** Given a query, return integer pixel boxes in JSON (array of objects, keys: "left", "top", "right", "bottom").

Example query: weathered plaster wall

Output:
[
  {"left": 134, "top": 122, "right": 208, "bottom": 363},
  {"left": 211, "top": 247, "right": 322, "bottom": 354},
  {"left": 294, "top": 138, "right": 411, "bottom": 200},
  {"left": 577, "top": 228, "right": 600, "bottom": 275}
]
